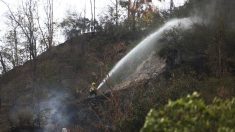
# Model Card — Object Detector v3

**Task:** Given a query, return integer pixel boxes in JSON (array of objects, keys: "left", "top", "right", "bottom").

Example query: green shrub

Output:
[{"left": 141, "top": 92, "right": 235, "bottom": 132}]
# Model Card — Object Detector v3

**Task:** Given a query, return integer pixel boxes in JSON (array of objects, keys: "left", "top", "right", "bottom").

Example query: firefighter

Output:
[
  {"left": 62, "top": 128, "right": 68, "bottom": 132},
  {"left": 89, "top": 82, "right": 97, "bottom": 96}
]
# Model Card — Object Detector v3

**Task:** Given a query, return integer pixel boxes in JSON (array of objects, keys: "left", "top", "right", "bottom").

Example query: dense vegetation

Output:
[
  {"left": 114, "top": 0, "right": 235, "bottom": 131},
  {"left": 141, "top": 92, "right": 235, "bottom": 132},
  {"left": 0, "top": 0, "right": 235, "bottom": 131},
  {"left": 138, "top": 0, "right": 235, "bottom": 131}
]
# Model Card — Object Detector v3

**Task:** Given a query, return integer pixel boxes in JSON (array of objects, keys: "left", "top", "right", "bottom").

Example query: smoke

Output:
[
  {"left": 8, "top": 89, "right": 72, "bottom": 131},
  {"left": 40, "top": 90, "right": 71, "bottom": 131},
  {"left": 187, "top": 0, "right": 235, "bottom": 26}
]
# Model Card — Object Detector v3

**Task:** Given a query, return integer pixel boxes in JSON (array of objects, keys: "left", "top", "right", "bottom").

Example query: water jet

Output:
[{"left": 98, "top": 18, "right": 194, "bottom": 91}]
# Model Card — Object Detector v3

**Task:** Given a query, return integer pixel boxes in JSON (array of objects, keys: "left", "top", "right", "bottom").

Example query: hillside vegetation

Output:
[
  {"left": 0, "top": 0, "right": 235, "bottom": 131},
  {"left": 142, "top": 92, "right": 235, "bottom": 132}
]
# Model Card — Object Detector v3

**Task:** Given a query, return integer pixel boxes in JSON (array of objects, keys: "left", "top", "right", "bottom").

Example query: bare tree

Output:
[
  {"left": 94, "top": 0, "right": 95, "bottom": 22},
  {"left": 170, "top": 0, "right": 175, "bottom": 13},
  {"left": 128, "top": 0, "right": 131, "bottom": 19},
  {"left": 90, "top": 0, "right": 94, "bottom": 31},
  {"left": 4, "top": 15, "right": 20, "bottom": 67},
  {"left": 0, "top": 52, "right": 7, "bottom": 74},
  {"left": 38, "top": 0, "right": 54, "bottom": 50},
  {"left": 115, "top": 0, "right": 118, "bottom": 26},
  {"left": 21, "top": 0, "right": 38, "bottom": 60},
  {"left": 45, "top": 0, "right": 54, "bottom": 49},
  {"left": 1, "top": 0, "right": 38, "bottom": 60},
  {"left": 1, "top": 0, "right": 44, "bottom": 127},
  {"left": 13, "top": 28, "right": 19, "bottom": 66}
]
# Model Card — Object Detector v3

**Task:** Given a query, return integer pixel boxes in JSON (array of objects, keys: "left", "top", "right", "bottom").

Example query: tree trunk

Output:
[
  {"left": 90, "top": 0, "right": 93, "bottom": 31},
  {"left": 0, "top": 52, "right": 7, "bottom": 74},
  {"left": 93, "top": 0, "right": 95, "bottom": 29},
  {"left": 128, "top": 0, "right": 131, "bottom": 19},
  {"left": 170, "top": 0, "right": 175, "bottom": 12},
  {"left": 48, "top": 0, "right": 54, "bottom": 49},
  {"left": 13, "top": 28, "right": 19, "bottom": 66},
  {"left": 116, "top": 0, "right": 118, "bottom": 26}
]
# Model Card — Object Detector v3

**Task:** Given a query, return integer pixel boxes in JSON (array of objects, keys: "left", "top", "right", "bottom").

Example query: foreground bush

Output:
[{"left": 141, "top": 92, "right": 235, "bottom": 132}]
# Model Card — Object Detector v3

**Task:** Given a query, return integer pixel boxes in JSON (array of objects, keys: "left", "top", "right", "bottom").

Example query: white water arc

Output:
[{"left": 97, "top": 18, "right": 193, "bottom": 90}]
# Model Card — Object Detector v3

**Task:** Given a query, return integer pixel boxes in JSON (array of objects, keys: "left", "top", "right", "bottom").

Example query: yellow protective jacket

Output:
[{"left": 89, "top": 85, "right": 97, "bottom": 92}]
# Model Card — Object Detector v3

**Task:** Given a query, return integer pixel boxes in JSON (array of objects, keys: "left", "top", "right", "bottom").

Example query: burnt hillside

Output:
[{"left": 0, "top": 32, "right": 130, "bottom": 131}]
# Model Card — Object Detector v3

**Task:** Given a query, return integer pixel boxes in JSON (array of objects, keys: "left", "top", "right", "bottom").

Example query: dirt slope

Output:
[{"left": 0, "top": 32, "right": 165, "bottom": 131}]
